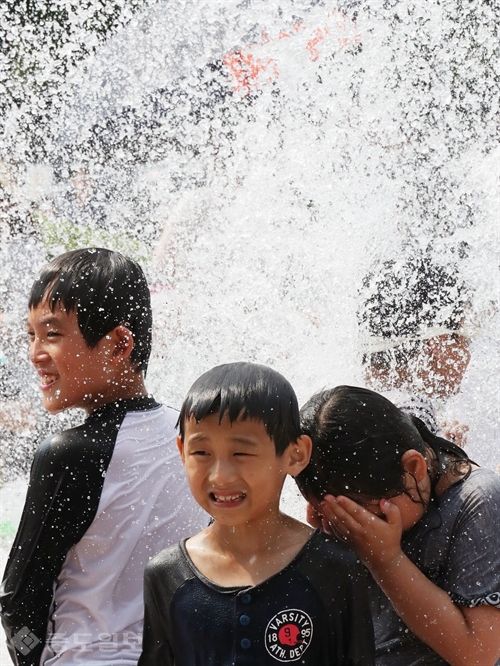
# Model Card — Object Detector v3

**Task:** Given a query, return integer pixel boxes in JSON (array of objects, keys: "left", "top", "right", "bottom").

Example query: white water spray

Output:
[{"left": 0, "top": 0, "right": 498, "bottom": 478}]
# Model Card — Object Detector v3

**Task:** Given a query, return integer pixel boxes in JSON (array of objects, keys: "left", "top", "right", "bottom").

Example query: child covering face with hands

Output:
[{"left": 296, "top": 385, "right": 500, "bottom": 666}]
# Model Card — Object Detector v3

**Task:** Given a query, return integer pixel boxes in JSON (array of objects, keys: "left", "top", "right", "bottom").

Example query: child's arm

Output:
[
  {"left": 320, "top": 495, "right": 500, "bottom": 666},
  {"left": 0, "top": 432, "right": 113, "bottom": 665}
]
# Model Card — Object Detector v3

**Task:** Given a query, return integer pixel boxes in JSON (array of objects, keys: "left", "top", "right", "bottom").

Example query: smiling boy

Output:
[
  {"left": 138, "top": 362, "right": 375, "bottom": 666},
  {"left": 0, "top": 248, "right": 206, "bottom": 666}
]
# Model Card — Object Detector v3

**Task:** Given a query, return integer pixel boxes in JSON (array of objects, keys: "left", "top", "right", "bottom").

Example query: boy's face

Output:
[
  {"left": 28, "top": 300, "right": 118, "bottom": 414},
  {"left": 178, "top": 413, "right": 293, "bottom": 527}
]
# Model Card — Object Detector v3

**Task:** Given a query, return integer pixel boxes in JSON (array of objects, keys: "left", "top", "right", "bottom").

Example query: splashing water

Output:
[{"left": 0, "top": 0, "right": 499, "bottom": 483}]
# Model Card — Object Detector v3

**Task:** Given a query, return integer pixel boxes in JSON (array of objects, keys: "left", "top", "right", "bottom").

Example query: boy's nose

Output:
[
  {"left": 30, "top": 337, "right": 48, "bottom": 364},
  {"left": 208, "top": 458, "right": 237, "bottom": 486}
]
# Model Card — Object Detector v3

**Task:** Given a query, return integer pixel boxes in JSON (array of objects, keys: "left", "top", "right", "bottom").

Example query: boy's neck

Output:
[
  {"left": 212, "top": 509, "right": 289, "bottom": 550},
  {"left": 186, "top": 511, "right": 313, "bottom": 588},
  {"left": 85, "top": 371, "right": 148, "bottom": 414}
]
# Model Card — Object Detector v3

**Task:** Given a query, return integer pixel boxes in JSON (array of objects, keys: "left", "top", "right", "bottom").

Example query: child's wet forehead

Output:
[
  {"left": 27, "top": 302, "right": 84, "bottom": 344},
  {"left": 28, "top": 300, "right": 73, "bottom": 326},
  {"left": 184, "top": 412, "right": 273, "bottom": 443}
]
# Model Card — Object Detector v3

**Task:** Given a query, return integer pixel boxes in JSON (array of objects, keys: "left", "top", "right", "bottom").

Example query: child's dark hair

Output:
[
  {"left": 296, "top": 385, "right": 471, "bottom": 501},
  {"left": 177, "top": 362, "right": 301, "bottom": 455},
  {"left": 29, "top": 248, "right": 152, "bottom": 373}
]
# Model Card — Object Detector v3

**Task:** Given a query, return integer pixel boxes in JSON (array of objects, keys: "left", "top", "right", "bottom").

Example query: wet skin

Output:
[
  {"left": 28, "top": 300, "right": 145, "bottom": 414},
  {"left": 177, "top": 413, "right": 313, "bottom": 587},
  {"left": 178, "top": 413, "right": 298, "bottom": 528}
]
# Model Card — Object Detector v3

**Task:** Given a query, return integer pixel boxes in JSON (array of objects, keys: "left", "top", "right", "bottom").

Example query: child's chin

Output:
[
  {"left": 43, "top": 397, "right": 73, "bottom": 414},
  {"left": 44, "top": 403, "right": 65, "bottom": 415},
  {"left": 42, "top": 396, "right": 59, "bottom": 410}
]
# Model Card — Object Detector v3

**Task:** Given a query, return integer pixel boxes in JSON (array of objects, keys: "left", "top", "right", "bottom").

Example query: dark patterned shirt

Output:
[{"left": 139, "top": 530, "right": 375, "bottom": 666}]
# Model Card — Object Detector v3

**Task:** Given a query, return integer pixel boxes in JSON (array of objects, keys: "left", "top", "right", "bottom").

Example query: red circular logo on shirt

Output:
[{"left": 265, "top": 609, "right": 313, "bottom": 662}]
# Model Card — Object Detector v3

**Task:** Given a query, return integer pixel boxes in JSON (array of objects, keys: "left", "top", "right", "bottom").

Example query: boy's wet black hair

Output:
[
  {"left": 29, "top": 248, "right": 152, "bottom": 373},
  {"left": 177, "top": 362, "right": 301, "bottom": 455},
  {"left": 296, "top": 385, "right": 471, "bottom": 501}
]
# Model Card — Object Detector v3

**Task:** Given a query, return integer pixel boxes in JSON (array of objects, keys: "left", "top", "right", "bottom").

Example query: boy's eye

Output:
[
  {"left": 234, "top": 452, "right": 253, "bottom": 457},
  {"left": 46, "top": 331, "right": 61, "bottom": 338},
  {"left": 192, "top": 450, "right": 209, "bottom": 456}
]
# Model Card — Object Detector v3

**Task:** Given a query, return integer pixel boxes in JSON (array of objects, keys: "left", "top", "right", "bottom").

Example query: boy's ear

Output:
[
  {"left": 286, "top": 435, "right": 312, "bottom": 477},
  {"left": 176, "top": 436, "right": 185, "bottom": 463},
  {"left": 108, "top": 325, "right": 134, "bottom": 364}
]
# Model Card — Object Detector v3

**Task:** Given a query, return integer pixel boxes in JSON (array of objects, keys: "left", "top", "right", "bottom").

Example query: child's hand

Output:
[
  {"left": 305, "top": 502, "right": 323, "bottom": 529},
  {"left": 319, "top": 495, "right": 404, "bottom": 572},
  {"left": 306, "top": 498, "right": 345, "bottom": 540}
]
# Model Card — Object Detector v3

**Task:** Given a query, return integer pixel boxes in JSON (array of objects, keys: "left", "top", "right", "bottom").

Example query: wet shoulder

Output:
[
  {"left": 147, "top": 540, "right": 184, "bottom": 572},
  {"left": 36, "top": 403, "right": 129, "bottom": 460},
  {"left": 32, "top": 415, "right": 120, "bottom": 484},
  {"left": 145, "top": 540, "right": 194, "bottom": 596}
]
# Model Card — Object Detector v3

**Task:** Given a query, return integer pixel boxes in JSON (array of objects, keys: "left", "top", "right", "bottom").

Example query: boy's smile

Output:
[
  {"left": 178, "top": 413, "right": 294, "bottom": 527},
  {"left": 28, "top": 300, "right": 118, "bottom": 414},
  {"left": 211, "top": 491, "right": 246, "bottom": 506}
]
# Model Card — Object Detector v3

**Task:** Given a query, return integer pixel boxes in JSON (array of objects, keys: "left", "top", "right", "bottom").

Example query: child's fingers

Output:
[
  {"left": 305, "top": 500, "right": 345, "bottom": 538},
  {"left": 320, "top": 497, "right": 363, "bottom": 535},
  {"left": 321, "top": 511, "right": 352, "bottom": 542},
  {"left": 322, "top": 494, "right": 403, "bottom": 540},
  {"left": 325, "top": 521, "right": 349, "bottom": 543},
  {"left": 334, "top": 496, "right": 403, "bottom": 538},
  {"left": 320, "top": 495, "right": 348, "bottom": 534},
  {"left": 324, "top": 496, "right": 401, "bottom": 542},
  {"left": 334, "top": 495, "right": 382, "bottom": 526},
  {"left": 379, "top": 499, "right": 403, "bottom": 529},
  {"left": 317, "top": 496, "right": 406, "bottom": 569},
  {"left": 305, "top": 502, "right": 323, "bottom": 529}
]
